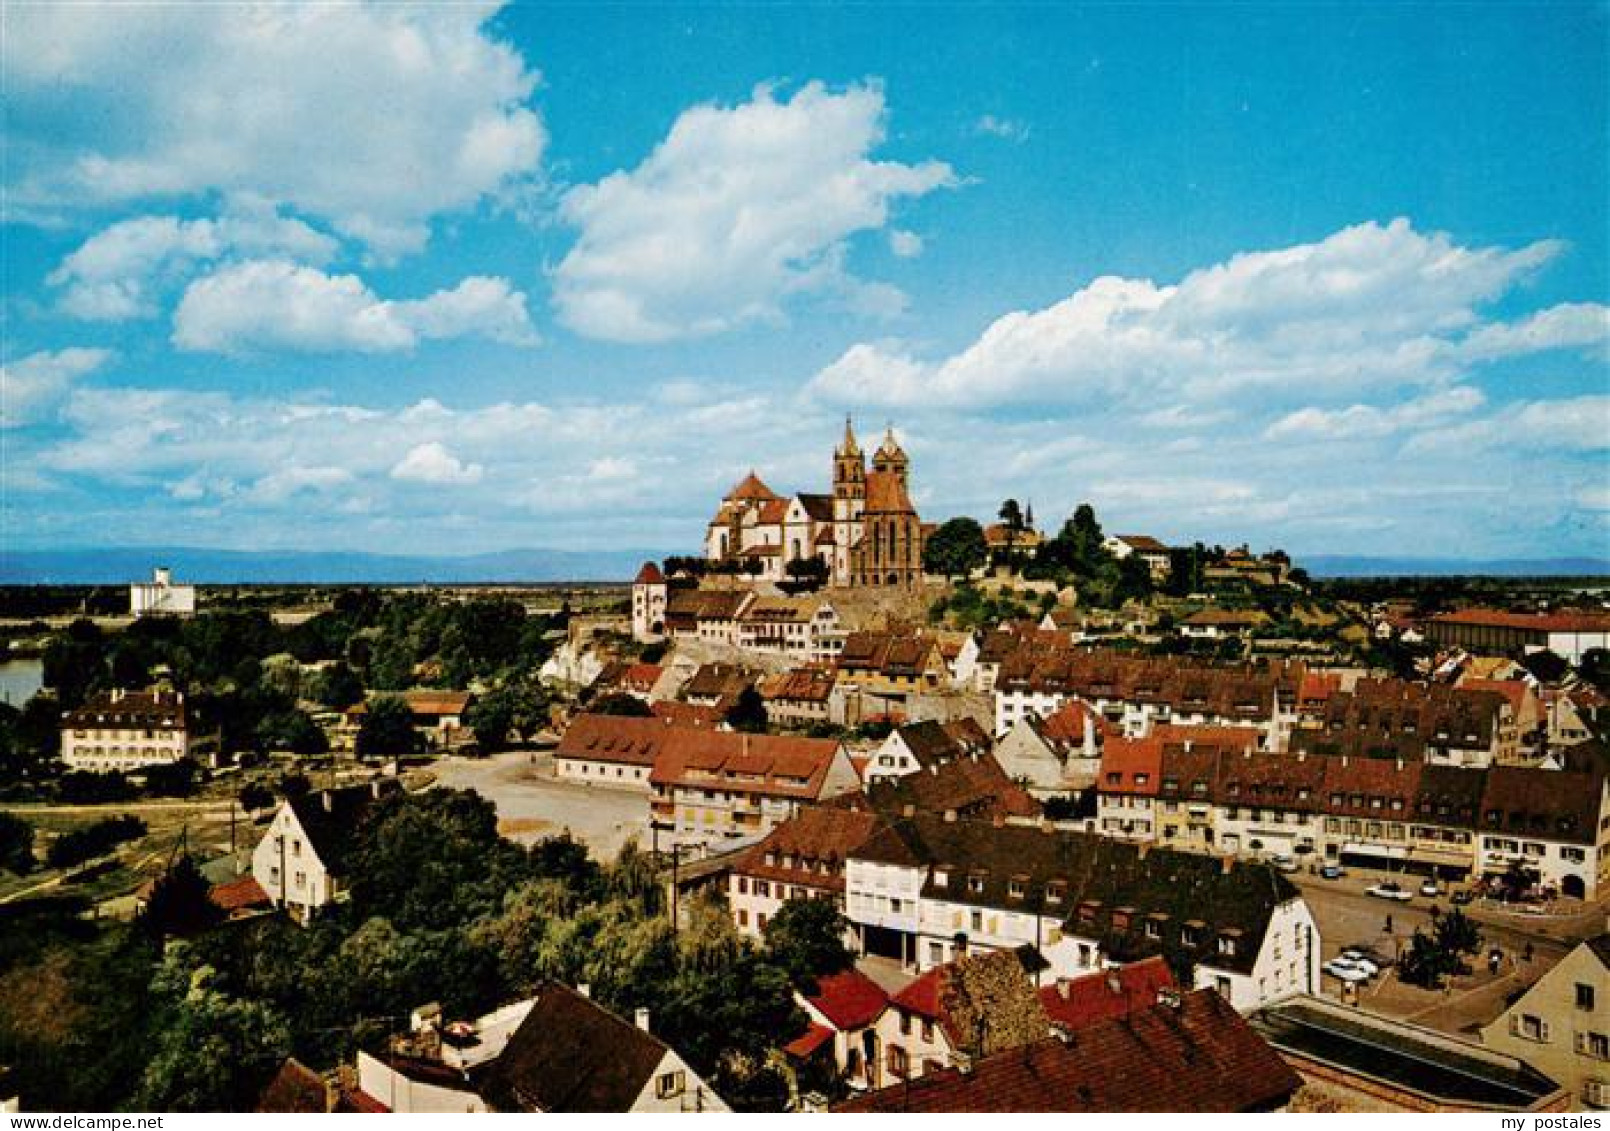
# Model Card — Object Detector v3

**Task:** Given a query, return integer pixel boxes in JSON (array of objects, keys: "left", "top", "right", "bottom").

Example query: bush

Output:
[
  {"left": 143, "top": 759, "right": 201, "bottom": 798},
  {"left": 57, "top": 770, "right": 136, "bottom": 804},
  {"left": 46, "top": 815, "right": 147, "bottom": 870}
]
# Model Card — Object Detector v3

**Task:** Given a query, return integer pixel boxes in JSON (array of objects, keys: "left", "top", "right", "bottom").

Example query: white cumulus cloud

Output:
[
  {"left": 391, "top": 442, "right": 485, "bottom": 485},
  {"left": 807, "top": 219, "right": 1581, "bottom": 409},
  {"left": 0, "top": 347, "right": 114, "bottom": 427},
  {"left": 5, "top": 2, "right": 546, "bottom": 256},
  {"left": 172, "top": 261, "right": 537, "bottom": 354},
  {"left": 553, "top": 81, "right": 956, "bottom": 342},
  {"left": 47, "top": 202, "right": 339, "bottom": 320}
]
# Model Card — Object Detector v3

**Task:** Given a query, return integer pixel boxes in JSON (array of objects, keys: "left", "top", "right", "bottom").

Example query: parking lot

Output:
[
  {"left": 1290, "top": 864, "right": 1599, "bottom": 1034},
  {"left": 428, "top": 750, "right": 653, "bottom": 863}
]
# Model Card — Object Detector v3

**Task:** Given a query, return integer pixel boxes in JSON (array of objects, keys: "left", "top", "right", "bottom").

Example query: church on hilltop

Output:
[{"left": 703, "top": 420, "right": 925, "bottom": 588}]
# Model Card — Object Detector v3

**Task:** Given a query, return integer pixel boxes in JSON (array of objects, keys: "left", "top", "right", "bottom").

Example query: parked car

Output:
[
  {"left": 1419, "top": 880, "right": 1442, "bottom": 897},
  {"left": 1320, "top": 864, "right": 1346, "bottom": 880},
  {"left": 1451, "top": 889, "right": 1475, "bottom": 906},
  {"left": 1346, "top": 944, "right": 1396, "bottom": 969},
  {"left": 1339, "top": 949, "right": 1381, "bottom": 976},
  {"left": 1272, "top": 854, "right": 1300, "bottom": 873},
  {"left": 1323, "top": 958, "right": 1371, "bottom": 983},
  {"left": 1367, "top": 882, "right": 1413, "bottom": 902}
]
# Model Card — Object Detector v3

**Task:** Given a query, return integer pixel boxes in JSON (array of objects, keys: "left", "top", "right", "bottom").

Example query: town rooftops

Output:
[
  {"left": 1250, "top": 996, "right": 1563, "bottom": 1112},
  {"left": 858, "top": 753, "right": 1041, "bottom": 821},
  {"left": 895, "top": 718, "right": 991, "bottom": 769},
  {"left": 681, "top": 662, "right": 754, "bottom": 701},
  {"left": 759, "top": 667, "right": 837, "bottom": 705},
  {"left": 837, "top": 631, "right": 943, "bottom": 676},
  {"left": 736, "top": 806, "right": 885, "bottom": 893},
  {"left": 472, "top": 983, "right": 701, "bottom": 1112},
  {"left": 853, "top": 815, "right": 1298, "bottom": 974},
  {"left": 1477, "top": 763, "right": 1604, "bottom": 846},
  {"left": 62, "top": 688, "right": 187, "bottom": 730},
  {"left": 557, "top": 714, "right": 675, "bottom": 768},
  {"left": 649, "top": 728, "right": 846, "bottom": 801},
  {"left": 1037, "top": 956, "right": 1176, "bottom": 1033},
  {"left": 838, "top": 989, "right": 1300, "bottom": 1112}
]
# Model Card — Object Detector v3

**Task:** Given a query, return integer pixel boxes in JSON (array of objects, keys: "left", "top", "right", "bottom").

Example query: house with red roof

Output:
[
  {"left": 1037, "top": 955, "right": 1176, "bottom": 1033},
  {"left": 727, "top": 806, "right": 885, "bottom": 938},
  {"left": 1095, "top": 735, "right": 1164, "bottom": 842},
  {"left": 993, "top": 698, "right": 1115, "bottom": 797},
  {"left": 782, "top": 968, "right": 890, "bottom": 1090}
]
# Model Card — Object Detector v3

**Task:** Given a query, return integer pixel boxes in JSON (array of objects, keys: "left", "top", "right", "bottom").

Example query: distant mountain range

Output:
[
  {"left": 2, "top": 546, "right": 1606, "bottom": 585},
  {"left": 1303, "top": 555, "right": 1610, "bottom": 578},
  {"left": 0, "top": 546, "right": 667, "bottom": 585}
]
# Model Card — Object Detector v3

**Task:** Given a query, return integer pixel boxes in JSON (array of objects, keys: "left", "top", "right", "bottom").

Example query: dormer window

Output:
[
  {"left": 1134, "top": 773, "right": 1149, "bottom": 786},
  {"left": 1144, "top": 919, "right": 1161, "bottom": 939},
  {"left": 1218, "top": 936, "right": 1237, "bottom": 957},
  {"left": 967, "top": 871, "right": 986, "bottom": 895},
  {"left": 934, "top": 868, "right": 949, "bottom": 889},
  {"left": 764, "top": 851, "right": 777, "bottom": 867},
  {"left": 1008, "top": 876, "right": 1028, "bottom": 900},
  {"left": 1046, "top": 881, "right": 1066, "bottom": 905}
]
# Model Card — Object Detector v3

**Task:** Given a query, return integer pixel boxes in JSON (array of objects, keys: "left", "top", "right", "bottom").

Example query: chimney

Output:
[
  {"left": 929, "top": 762, "right": 938, "bottom": 776},
  {"left": 370, "top": 778, "right": 383, "bottom": 799},
  {"left": 1106, "top": 970, "right": 1122, "bottom": 995},
  {"left": 577, "top": 983, "right": 591, "bottom": 999},
  {"left": 635, "top": 1007, "right": 652, "bottom": 1032}
]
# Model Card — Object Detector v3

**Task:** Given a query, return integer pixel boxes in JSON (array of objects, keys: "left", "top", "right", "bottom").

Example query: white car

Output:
[
  {"left": 1339, "top": 950, "right": 1381, "bottom": 976},
  {"left": 1367, "top": 882, "right": 1413, "bottom": 902},
  {"left": 1323, "top": 959, "right": 1371, "bottom": 983},
  {"left": 1419, "top": 880, "right": 1441, "bottom": 897}
]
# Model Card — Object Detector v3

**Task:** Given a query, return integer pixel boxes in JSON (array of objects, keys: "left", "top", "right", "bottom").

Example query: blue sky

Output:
[{"left": 3, "top": 1, "right": 1606, "bottom": 560}]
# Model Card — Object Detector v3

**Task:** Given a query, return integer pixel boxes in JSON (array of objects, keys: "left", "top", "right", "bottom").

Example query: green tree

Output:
[
  {"left": 354, "top": 695, "right": 419, "bottom": 760},
  {"left": 783, "top": 556, "right": 829, "bottom": 592},
  {"left": 314, "top": 662, "right": 365, "bottom": 710},
  {"left": 135, "top": 953, "right": 292, "bottom": 1112},
  {"left": 1433, "top": 906, "right": 1482, "bottom": 957},
  {"left": 923, "top": 517, "right": 989, "bottom": 580},
  {"left": 466, "top": 693, "right": 515, "bottom": 753},
  {"left": 142, "top": 854, "right": 224, "bottom": 938},
  {"left": 238, "top": 781, "right": 274, "bottom": 812},
  {"left": 0, "top": 812, "right": 34, "bottom": 873},
  {"left": 591, "top": 692, "right": 653, "bottom": 717},
  {"left": 255, "top": 709, "right": 328, "bottom": 757},
  {"left": 762, "top": 897, "right": 852, "bottom": 983},
  {"left": 725, "top": 687, "right": 769, "bottom": 733}
]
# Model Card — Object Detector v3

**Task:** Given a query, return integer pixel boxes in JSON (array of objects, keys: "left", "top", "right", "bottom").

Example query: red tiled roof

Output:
[
  {"left": 783, "top": 1022, "right": 835, "bottom": 1059},
  {"left": 836, "top": 989, "right": 1300, "bottom": 1112},
  {"left": 1114, "top": 534, "right": 1169, "bottom": 553},
  {"left": 735, "top": 807, "right": 884, "bottom": 893},
  {"left": 556, "top": 714, "right": 671, "bottom": 767},
  {"left": 634, "top": 561, "right": 665, "bottom": 584},
  {"left": 805, "top": 969, "right": 889, "bottom": 1031},
  {"left": 728, "top": 470, "right": 780, "bottom": 501},
  {"left": 649, "top": 700, "right": 723, "bottom": 729},
  {"left": 1432, "top": 608, "right": 1610, "bottom": 634},
  {"left": 1038, "top": 956, "right": 1175, "bottom": 1032},
  {"left": 209, "top": 874, "right": 270, "bottom": 913},
  {"left": 649, "top": 729, "right": 847, "bottom": 801},
  {"left": 1098, "top": 737, "right": 1163, "bottom": 797}
]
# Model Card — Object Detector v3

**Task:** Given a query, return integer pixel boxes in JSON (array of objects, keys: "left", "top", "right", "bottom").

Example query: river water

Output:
[{"left": 0, "top": 659, "right": 44, "bottom": 707}]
